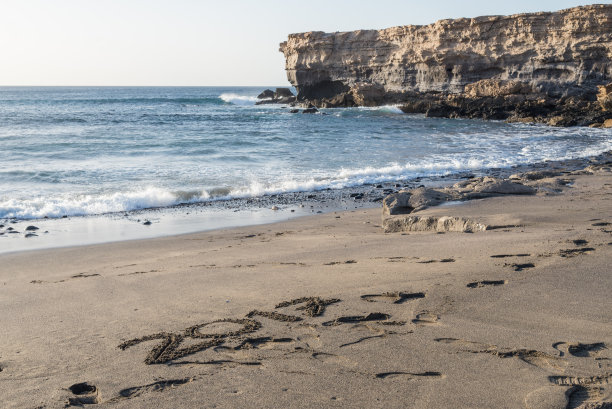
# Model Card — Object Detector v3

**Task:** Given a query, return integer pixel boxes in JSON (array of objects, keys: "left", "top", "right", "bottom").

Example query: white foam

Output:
[
  {"left": 219, "top": 93, "right": 258, "bottom": 105},
  {"left": 0, "top": 187, "right": 209, "bottom": 219},
  {"left": 358, "top": 105, "right": 404, "bottom": 114},
  {"left": 2, "top": 141, "right": 611, "bottom": 220}
]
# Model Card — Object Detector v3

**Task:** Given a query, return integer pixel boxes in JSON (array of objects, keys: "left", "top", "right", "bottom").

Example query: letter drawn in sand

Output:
[
  {"left": 118, "top": 294, "right": 414, "bottom": 365},
  {"left": 118, "top": 318, "right": 261, "bottom": 364}
]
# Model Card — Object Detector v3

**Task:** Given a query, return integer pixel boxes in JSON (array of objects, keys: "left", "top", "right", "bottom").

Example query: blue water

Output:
[{"left": 1, "top": 86, "right": 611, "bottom": 220}]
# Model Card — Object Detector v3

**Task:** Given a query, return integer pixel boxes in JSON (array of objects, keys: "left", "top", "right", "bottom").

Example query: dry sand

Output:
[{"left": 0, "top": 173, "right": 611, "bottom": 409}]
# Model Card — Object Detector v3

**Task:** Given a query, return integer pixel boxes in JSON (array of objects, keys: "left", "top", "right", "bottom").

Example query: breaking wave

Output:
[{"left": 219, "top": 93, "right": 258, "bottom": 105}]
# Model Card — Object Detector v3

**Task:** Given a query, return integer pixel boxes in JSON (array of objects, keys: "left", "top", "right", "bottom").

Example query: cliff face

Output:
[{"left": 279, "top": 5, "right": 612, "bottom": 125}]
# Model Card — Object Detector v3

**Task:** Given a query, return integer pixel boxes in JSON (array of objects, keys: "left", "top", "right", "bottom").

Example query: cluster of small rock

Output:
[
  {"left": 398, "top": 80, "right": 612, "bottom": 128},
  {"left": 381, "top": 155, "right": 612, "bottom": 233},
  {"left": 0, "top": 222, "right": 43, "bottom": 238},
  {"left": 255, "top": 88, "right": 320, "bottom": 114},
  {"left": 255, "top": 88, "right": 296, "bottom": 105}
]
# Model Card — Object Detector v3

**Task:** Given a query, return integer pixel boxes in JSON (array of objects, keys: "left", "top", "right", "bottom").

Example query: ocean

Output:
[{"left": 1, "top": 86, "right": 611, "bottom": 252}]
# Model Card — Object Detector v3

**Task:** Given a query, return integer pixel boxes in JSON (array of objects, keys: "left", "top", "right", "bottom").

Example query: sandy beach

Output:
[{"left": 1, "top": 168, "right": 611, "bottom": 408}]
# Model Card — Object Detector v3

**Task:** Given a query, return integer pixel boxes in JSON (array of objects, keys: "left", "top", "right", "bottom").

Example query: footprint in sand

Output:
[
  {"left": 68, "top": 382, "right": 100, "bottom": 405},
  {"left": 361, "top": 291, "right": 425, "bottom": 304},
  {"left": 564, "top": 385, "right": 611, "bottom": 409},
  {"left": 106, "top": 378, "right": 194, "bottom": 403},
  {"left": 294, "top": 327, "right": 323, "bottom": 349},
  {"left": 553, "top": 342, "right": 608, "bottom": 358},
  {"left": 491, "top": 253, "right": 531, "bottom": 258},
  {"left": 56, "top": 273, "right": 101, "bottom": 283},
  {"left": 549, "top": 373, "right": 612, "bottom": 387},
  {"left": 466, "top": 280, "right": 507, "bottom": 288},
  {"left": 434, "top": 337, "right": 497, "bottom": 352},
  {"left": 375, "top": 371, "right": 444, "bottom": 380},
  {"left": 572, "top": 239, "right": 589, "bottom": 246},
  {"left": 508, "top": 263, "right": 535, "bottom": 271},
  {"left": 311, "top": 352, "right": 358, "bottom": 368},
  {"left": 412, "top": 312, "right": 439, "bottom": 326},
  {"left": 494, "top": 349, "right": 566, "bottom": 371},
  {"left": 524, "top": 386, "right": 570, "bottom": 409},
  {"left": 324, "top": 260, "right": 357, "bottom": 266},
  {"left": 559, "top": 248, "right": 596, "bottom": 257}
]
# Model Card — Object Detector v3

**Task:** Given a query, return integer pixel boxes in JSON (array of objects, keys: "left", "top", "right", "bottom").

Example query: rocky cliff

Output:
[{"left": 280, "top": 4, "right": 612, "bottom": 126}]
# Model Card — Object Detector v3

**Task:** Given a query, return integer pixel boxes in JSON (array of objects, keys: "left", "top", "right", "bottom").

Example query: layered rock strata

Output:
[{"left": 280, "top": 4, "right": 612, "bottom": 126}]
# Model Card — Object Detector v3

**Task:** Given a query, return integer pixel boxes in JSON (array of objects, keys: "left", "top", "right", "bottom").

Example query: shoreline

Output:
[
  {"left": 0, "top": 164, "right": 610, "bottom": 408},
  {"left": 1, "top": 149, "right": 610, "bottom": 255}
]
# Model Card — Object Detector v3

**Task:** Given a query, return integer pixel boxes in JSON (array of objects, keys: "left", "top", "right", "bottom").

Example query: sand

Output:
[{"left": 0, "top": 172, "right": 611, "bottom": 409}]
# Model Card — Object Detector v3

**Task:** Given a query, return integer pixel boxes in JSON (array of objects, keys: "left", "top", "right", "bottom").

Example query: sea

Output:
[{"left": 1, "top": 86, "right": 611, "bottom": 253}]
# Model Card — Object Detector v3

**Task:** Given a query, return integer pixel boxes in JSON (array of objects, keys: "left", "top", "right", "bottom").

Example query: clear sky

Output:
[{"left": 0, "top": 0, "right": 606, "bottom": 86}]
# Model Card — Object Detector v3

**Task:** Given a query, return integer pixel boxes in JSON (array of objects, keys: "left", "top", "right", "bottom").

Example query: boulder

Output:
[
  {"left": 408, "top": 187, "right": 454, "bottom": 211},
  {"left": 382, "top": 191, "right": 413, "bottom": 215},
  {"left": 302, "top": 107, "right": 318, "bottom": 114},
  {"left": 257, "top": 89, "right": 275, "bottom": 99},
  {"left": 274, "top": 88, "right": 294, "bottom": 99},
  {"left": 382, "top": 187, "right": 455, "bottom": 215}
]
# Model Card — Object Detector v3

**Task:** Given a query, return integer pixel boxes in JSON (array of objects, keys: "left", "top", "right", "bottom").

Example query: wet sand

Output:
[{"left": 0, "top": 171, "right": 611, "bottom": 408}]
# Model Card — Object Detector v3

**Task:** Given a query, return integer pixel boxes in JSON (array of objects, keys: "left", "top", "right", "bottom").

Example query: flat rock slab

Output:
[{"left": 383, "top": 215, "right": 488, "bottom": 233}]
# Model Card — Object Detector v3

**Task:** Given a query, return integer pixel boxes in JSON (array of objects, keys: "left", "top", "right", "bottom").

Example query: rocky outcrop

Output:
[
  {"left": 382, "top": 177, "right": 536, "bottom": 216},
  {"left": 256, "top": 88, "right": 296, "bottom": 105},
  {"left": 280, "top": 5, "right": 612, "bottom": 126}
]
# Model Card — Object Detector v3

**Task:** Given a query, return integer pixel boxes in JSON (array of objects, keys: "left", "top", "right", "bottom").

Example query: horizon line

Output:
[{"left": 0, "top": 84, "right": 292, "bottom": 88}]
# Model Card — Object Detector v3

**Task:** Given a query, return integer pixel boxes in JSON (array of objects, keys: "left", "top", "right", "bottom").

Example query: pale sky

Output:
[{"left": 0, "top": 0, "right": 606, "bottom": 86}]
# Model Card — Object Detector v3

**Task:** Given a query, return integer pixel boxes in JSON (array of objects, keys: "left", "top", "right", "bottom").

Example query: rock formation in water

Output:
[
  {"left": 255, "top": 88, "right": 296, "bottom": 105},
  {"left": 279, "top": 4, "right": 612, "bottom": 126}
]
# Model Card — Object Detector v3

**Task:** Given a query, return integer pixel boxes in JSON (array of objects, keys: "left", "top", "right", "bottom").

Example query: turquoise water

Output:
[{"left": 1, "top": 86, "right": 611, "bottom": 220}]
